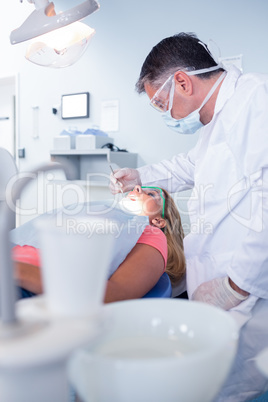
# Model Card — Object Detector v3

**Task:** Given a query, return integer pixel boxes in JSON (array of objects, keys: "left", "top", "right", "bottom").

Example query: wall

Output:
[
  {"left": 0, "top": 77, "right": 15, "bottom": 156},
  {"left": 0, "top": 0, "right": 268, "bottom": 173}
]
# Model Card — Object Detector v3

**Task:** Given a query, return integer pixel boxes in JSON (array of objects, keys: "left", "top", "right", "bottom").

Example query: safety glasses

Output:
[
  {"left": 141, "top": 186, "right": 165, "bottom": 218},
  {"left": 150, "top": 65, "right": 222, "bottom": 113},
  {"left": 150, "top": 74, "right": 174, "bottom": 113}
]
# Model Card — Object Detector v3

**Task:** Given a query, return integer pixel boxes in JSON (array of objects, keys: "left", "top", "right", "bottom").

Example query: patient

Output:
[{"left": 12, "top": 185, "right": 185, "bottom": 303}]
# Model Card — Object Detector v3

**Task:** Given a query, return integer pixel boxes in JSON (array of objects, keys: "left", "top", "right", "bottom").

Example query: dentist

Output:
[{"left": 110, "top": 32, "right": 268, "bottom": 401}]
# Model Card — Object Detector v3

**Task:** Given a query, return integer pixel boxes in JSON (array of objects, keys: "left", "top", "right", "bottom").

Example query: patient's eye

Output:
[{"left": 147, "top": 191, "right": 157, "bottom": 198}]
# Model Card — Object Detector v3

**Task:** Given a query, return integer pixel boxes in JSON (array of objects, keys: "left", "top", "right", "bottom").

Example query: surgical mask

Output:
[
  {"left": 162, "top": 69, "right": 226, "bottom": 134},
  {"left": 150, "top": 65, "right": 226, "bottom": 135}
]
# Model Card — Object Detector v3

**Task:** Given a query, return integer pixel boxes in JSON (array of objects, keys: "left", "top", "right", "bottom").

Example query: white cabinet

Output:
[
  {"left": 17, "top": 150, "right": 138, "bottom": 226},
  {"left": 50, "top": 149, "right": 138, "bottom": 184}
]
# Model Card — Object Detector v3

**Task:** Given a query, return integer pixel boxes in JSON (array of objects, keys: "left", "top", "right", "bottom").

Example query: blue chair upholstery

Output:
[
  {"left": 250, "top": 390, "right": 268, "bottom": 401},
  {"left": 143, "top": 272, "right": 172, "bottom": 298}
]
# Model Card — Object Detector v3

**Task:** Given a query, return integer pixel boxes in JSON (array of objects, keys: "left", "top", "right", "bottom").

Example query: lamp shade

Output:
[
  {"left": 10, "top": 0, "right": 100, "bottom": 68},
  {"left": 25, "top": 22, "right": 95, "bottom": 68},
  {"left": 10, "top": 0, "right": 100, "bottom": 44}
]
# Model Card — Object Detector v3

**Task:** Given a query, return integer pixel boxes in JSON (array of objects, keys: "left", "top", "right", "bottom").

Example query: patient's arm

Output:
[
  {"left": 104, "top": 243, "right": 165, "bottom": 303},
  {"left": 13, "top": 243, "right": 165, "bottom": 303},
  {"left": 14, "top": 262, "right": 43, "bottom": 294}
]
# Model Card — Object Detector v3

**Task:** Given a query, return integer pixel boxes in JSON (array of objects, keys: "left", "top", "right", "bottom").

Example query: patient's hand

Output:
[{"left": 14, "top": 262, "right": 43, "bottom": 294}]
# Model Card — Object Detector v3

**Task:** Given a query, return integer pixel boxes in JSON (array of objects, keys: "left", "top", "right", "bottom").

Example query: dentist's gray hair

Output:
[{"left": 136, "top": 32, "right": 224, "bottom": 93}]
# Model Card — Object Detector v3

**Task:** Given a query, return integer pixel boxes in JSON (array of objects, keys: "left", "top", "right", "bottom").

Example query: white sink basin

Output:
[{"left": 68, "top": 298, "right": 238, "bottom": 402}]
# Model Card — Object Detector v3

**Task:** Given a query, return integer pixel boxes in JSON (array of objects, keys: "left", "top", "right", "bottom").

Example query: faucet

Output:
[{"left": 0, "top": 162, "right": 70, "bottom": 333}]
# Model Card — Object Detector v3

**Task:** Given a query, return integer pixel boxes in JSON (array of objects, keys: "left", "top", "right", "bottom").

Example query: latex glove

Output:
[
  {"left": 109, "top": 168, "right": 141, "bottom": 194},
  {"left": 192, "top": 276, "right": 249, "bottom": 310}
]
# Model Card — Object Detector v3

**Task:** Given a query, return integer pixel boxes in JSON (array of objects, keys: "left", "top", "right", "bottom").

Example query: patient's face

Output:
[{"left": 122, "top": 185, "right": 164, "bottom": 220}]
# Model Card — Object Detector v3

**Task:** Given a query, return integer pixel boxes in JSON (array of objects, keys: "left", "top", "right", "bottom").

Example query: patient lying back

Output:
[{"left": 12, "top": 186, "right": 185, "bottom": 302}]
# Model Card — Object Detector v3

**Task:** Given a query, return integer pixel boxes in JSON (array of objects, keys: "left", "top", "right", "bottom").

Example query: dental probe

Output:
[{"left": 109, "top": 164, "right": 124, "bottom": 194}]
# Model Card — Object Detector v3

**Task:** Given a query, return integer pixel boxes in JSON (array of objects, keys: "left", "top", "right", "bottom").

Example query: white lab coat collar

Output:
[{"left": 214, "top": 65, "right": 242, "bottom": 116}]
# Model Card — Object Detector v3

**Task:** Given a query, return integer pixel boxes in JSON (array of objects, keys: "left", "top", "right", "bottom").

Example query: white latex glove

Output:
[
  {"left": 192, "top": 276, "right": 249, "bottom": 310},
  {"left": 109, "top": 168, "right": 141, "bottom": 194}
]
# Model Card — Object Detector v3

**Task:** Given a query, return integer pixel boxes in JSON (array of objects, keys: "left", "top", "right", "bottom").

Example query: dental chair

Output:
[
  {"left": 250, "top": 391, "right": 268, "bottom": 401},
  {"left": 20, "top": 272, "right": 173, "bottom": 300},
  {"left": 143, "top": 272, "right": 172, "bottom": 298}
]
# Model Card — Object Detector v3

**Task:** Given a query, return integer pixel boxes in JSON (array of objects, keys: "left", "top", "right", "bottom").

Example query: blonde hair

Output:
[{"left": 162, "top": 189, "right": 186, "bottom": 286}]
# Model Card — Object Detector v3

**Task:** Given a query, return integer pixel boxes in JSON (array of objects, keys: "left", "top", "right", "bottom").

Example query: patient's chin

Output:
[{"left": 119, "top": 198, "right": 143, "bottom": 215}]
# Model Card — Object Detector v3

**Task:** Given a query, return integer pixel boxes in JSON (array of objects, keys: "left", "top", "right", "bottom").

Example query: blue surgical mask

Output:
[{"left": 162, "top": 70, "right": 226, "bottom": 135}]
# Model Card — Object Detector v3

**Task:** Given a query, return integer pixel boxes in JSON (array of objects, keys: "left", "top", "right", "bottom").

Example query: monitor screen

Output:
[{"left": 61, "top": 92, "right": 90, "bottom": 119}]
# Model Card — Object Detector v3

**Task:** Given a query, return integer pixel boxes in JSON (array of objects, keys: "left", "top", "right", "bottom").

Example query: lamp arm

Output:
[
  {"left": 29, "top": 0, "right": 50, "bottom": 9},
  {"left": 0, "top": 162, "right": 70, "bottom": 325}
]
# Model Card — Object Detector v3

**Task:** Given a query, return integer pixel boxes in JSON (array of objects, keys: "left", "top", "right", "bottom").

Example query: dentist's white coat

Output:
[{"left": 138, "top": 66, "right": 268, "bottom": 400}]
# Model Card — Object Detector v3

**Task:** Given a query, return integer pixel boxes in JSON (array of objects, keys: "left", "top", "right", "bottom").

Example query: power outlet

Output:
[{"left": 18, "top": 148, "right": 25, "bottom": 158}]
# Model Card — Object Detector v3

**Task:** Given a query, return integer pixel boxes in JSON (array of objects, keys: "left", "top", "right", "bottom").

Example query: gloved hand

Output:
[
  {"left": 192, "top": 276, "right": 249, "bottom": 310},
  {"left": 109, "top": 168, "right": 141, "bottom": 194}
]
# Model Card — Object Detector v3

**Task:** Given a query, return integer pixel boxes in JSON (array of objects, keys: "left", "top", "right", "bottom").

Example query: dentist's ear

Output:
[
  {"left": 151, "top": 217, "right": 166, "bottom": 229},
  {"left": 174, "top": 71, "right": 193, "bottom": 95}
]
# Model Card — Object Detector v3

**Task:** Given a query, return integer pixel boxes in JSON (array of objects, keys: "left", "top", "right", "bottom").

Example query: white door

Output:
[{"left": 0, "top": 76, "right": 16, "bottom": 158}]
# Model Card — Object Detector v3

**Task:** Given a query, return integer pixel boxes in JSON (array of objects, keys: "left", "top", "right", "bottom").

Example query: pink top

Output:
[
  {"left": 12, "top": 225, "right": 168, "bottom": 271},
  {"left": 12, "top": 245, "right": 41, "bottom": 267},
  {"left": 137, "top": 225, "right": 168, "bottom": 270}
]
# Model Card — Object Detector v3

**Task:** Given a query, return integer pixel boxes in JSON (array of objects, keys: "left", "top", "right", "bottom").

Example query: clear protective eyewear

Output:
[
  {"left": 150, "top": 65, "right": 222, "bottom": 113},
  {"left": 140, "top": 186, "right": 165, "bottom": 218},
  {"left": 150, "top": 75, "right": 174, "bottom": 113}
]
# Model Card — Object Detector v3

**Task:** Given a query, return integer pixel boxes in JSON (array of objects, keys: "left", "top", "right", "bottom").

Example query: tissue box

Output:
[
  {"left": 75, "top": 135, "right": 113, "bottom": 150},
  {"left": 53, "top": 135, "right": 76, "bottom": 150}
]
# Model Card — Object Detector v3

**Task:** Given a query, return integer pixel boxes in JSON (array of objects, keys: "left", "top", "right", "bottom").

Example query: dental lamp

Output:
[{"left": 10, "top": 0, "right": 100, "bottom": 67}]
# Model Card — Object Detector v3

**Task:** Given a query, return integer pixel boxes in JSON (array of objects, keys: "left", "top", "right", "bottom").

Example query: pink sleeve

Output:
[
  {"left": 12, "top": 245, "right": 41, "bottom": 267},
  {"left": 136, "top": 225, "right": 168, "bottom": 270}
]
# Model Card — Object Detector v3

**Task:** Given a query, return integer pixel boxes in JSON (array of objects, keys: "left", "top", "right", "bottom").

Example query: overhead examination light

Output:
[{"left": 10, "top": 0, "right": 100, "bottom": 68}]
